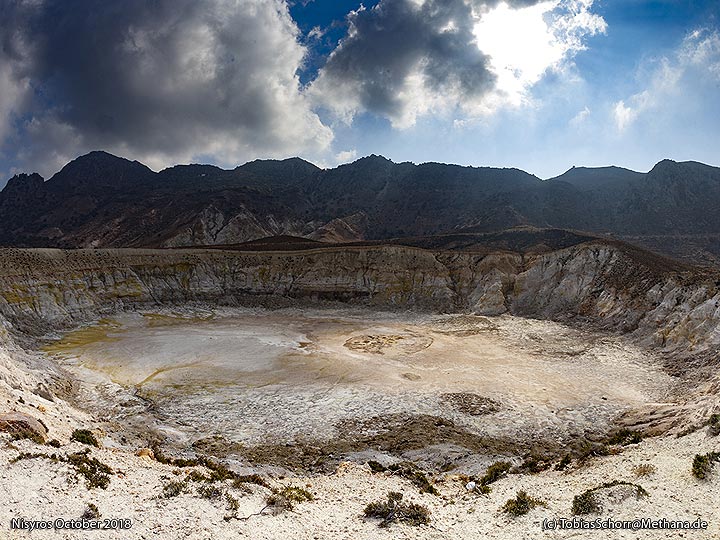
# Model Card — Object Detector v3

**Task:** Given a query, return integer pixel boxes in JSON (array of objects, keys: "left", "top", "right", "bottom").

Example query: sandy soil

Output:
[{"left": 0, "top": 427, "right": 718, "bottom": 539}]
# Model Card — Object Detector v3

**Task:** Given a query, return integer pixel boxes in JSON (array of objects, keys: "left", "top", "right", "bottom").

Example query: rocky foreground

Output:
[{"left": 0, "top": 241, "right": 718, "bottom": 538}]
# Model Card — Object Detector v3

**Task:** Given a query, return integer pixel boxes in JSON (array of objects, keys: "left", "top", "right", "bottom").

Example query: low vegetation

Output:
[
  {"left": 480, "top": 461, "right": 512, "bottom": 487},
  {"left": 364, "top": 492, "right": 431, "bottom": 528},
  {"left": 71, "top": 429, "right": 99, "bottom": 448},
  {"left": 11, "top": 448, "right": 112, "bottom": 489},
  {"left": 555, "top": 454, "right": 572, "bottom": 471},
  {"left": 606, "top": 429, "right": 643, "bottom": 446},
  {"left": 572, "top": 480, "right": 648, "bottom": 515},
  {"left": 11, "top": 430, "right": 45, "bottom": 445},
  {"left": 266, "top": 485, "right": 314, "bottom": 513},
  {"left": 224, "top": 494, "right": 240, "bottom": 521},
  {"left": 66, "top": 450, "right": 112, "bottom": 489},
  {"left": 517, "top": 453, "right": 552, "bottom": 474},
  {"left": 692, "top": 452, "right": 720, "bottom": 480},
  {"left": 151, "top": 445, "right": 270, "bottom": 488},
  {"left": 502, "top": 491, "right": 547, "bottom": 517},
  {"left": 572, "top": 490, "right": 600, "bottom": 515},
  {"left": 81, "top": 503, "right": 101, "bottom": 520},
  {"left": 197, "top": 483, "right": 224, "bottom": 500},
  {"left": 367, "top": 461, "right": 439, "bottom": 495},
  {"left": 161, "top": 478, "right": 189, "bottom": 498},
  {"left": 633, "top": 463, "right": 656, "bottom": 477}
]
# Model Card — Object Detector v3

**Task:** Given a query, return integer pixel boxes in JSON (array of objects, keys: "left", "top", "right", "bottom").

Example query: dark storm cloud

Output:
[
  {"left": 310, "top": 0, "right": 545, "bottom": 126},
  {"left": 0, "top": 0, "right": 332, "bottom": 175}
]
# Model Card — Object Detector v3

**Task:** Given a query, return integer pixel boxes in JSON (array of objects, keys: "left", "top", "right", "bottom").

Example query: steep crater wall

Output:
[{"left": 0, "top": 244, "right": 717, "bottom": 355}]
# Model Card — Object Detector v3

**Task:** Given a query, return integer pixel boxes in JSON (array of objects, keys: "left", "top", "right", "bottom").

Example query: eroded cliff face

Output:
[{"left": 0, "top": 243, "right": 718, "bottom": 355}]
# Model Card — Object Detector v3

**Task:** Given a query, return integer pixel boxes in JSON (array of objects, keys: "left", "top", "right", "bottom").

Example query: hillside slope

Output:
[{"left": 2, "top": 152, "right": 720, "bottom": 264}]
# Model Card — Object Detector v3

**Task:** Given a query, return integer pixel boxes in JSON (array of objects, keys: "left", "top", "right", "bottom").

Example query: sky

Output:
[{"left": 0, "top": 0, "right": 718, "bottom": 186}]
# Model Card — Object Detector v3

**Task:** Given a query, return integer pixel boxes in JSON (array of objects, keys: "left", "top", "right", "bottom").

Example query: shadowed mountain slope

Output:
[{"left": 2, "top": 152, "right": 720, "bottom": 265}]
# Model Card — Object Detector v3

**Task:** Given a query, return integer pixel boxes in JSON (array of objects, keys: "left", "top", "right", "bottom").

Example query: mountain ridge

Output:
[{"left": 3, "top": 151, "right": 720, "bottom": 266}]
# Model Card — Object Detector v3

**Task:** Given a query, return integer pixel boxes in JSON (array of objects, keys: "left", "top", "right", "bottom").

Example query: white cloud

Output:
[
  {"left": 335, "top": 149, "right": 358, "bottom": 164},
  {"left": 570, "top": 105, "right": 591, "bottom": 126},
  {"left": 611, "top": 28, "right": 720, "bottom": 132},
  {"left": 310, "top": 0, "right": 605, "bottom": 130},
  {"left": 612, "top": 100, "right": 637, "bottom": 132},
  {"left": 473, "top": 0, "right": 607, "bottom": 108},
  {"left": 1, "top": 0, "right": 334, "bottom": 177}
]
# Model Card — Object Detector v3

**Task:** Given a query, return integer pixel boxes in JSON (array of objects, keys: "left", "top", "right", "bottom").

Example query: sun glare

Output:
[{"left": 473, "top": 1, "right": 564, "bottom": 104}]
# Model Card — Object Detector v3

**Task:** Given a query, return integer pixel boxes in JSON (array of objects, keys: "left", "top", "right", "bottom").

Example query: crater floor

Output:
[{"left": 42, "top": 308, "right": 675, "bottom": 455}]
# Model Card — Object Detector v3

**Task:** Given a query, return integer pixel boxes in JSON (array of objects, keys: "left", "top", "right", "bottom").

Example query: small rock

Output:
[
  {"left": 135, "top": 447, "right": 155, "bottom": 459},
  {"left": 465, "top": 481, "right": 476, "bottom": 491},
  {"left": 33, "top": 384, "right": 54, "bottom": 402}
]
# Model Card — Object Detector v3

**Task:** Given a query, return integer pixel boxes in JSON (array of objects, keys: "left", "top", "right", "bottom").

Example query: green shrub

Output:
[
  {"left": 502, "top": 491, "right": 547, "bottom": 517},
  {"left": 692, "top": 452, "right": 720, "bottom": 480},
  {"left": 519, "top": 456, "right": 551, "bottom": 473},
  {"left": 71, "top": 429, "right": 99, "bottom": 448},
  {"left": 47, "top": 439, "right": 62, "bottom": 448},
  {"left": 9, "top": 448, "right": 111, "bottom": 489},
  {"left": 265, "top": 485, "right": 313, "bottom": 513},
  {"left": 151, "top": 445, "right": 270, "bottom": 488},
  {"left": 480, "top": 461, "right": 511, "bottom": 486},
  {"left": 555, "top": 454, "right": 572, "bottom": 471},
  {"left": 10, "top": 451, "right": 57, "bottom": 463},
  {"left": 606, "top": 429, "right": 643, "bottom": 446},
  {"left": 232, "top": 474, "right": 270, "bottom": 489},
  {"left": 197, "top": 483, "right": 223, "bottom": 500},
  {"left": 368, "top": 461, "right": 439, "bottom": 495},
  {"left": 224, "top": 494, "right": 240, "bottom": 521},
  {"left": 161, "top": 478, "right": 189, "bottom": 498},
  {"left": 81, "top": 504, "right": 101, "bottom": 520},
  {"left": 67, "top": 450, "right": 112, "bottom": 489},
  {"left": 11, "top": 429, "right": 45, "bottom": 444},
  {"left": 572, "top": 480, "right": 647, "bottom": 515},
  {"left": 572, "top": 491, "right": 599, "bottom": 515},
  {"left": 187, "top": 470, "right": 210, "bottom": 482},
  {"left": 364, "top": 492, "right": 431, "bottom": 528},
  {"left": 634, "top": 464, "right": 656, "bottom": 477}
]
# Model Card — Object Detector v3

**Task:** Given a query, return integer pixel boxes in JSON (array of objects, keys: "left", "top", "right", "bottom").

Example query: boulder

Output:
[{"left": 0, "top": 412, "right": 48, "bottom": 441}]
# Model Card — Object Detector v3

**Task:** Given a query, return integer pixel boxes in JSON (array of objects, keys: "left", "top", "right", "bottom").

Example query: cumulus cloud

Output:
[
  {"left": 310, "top": 0, "right": 605, "bottom": 128},
  {"left": 474, "top": 0, "right": 606, "bottom": 107},
  {"left": 310, "top": 0, "right": 497, "bottom": 129},
  {"left": 0, "top": 0, "right": 332, "bottom": 176},
  {"left": 0, "top": 0, "right": 609, "bottom": 179},
  {"left": 611, "top": 28, "right": 720, "bottom": 132},
  {"left": 335, "top": 149, "right": 358, "bottom": 164}
]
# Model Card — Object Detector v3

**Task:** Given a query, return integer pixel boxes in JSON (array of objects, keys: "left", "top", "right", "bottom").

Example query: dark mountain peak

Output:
[
  {"left": 68, "top": 150, "right": 151, "bottom": 170},
  {"left": 334, "top": 154, "right": 393, "bottom": 168},
  {"left": 548, "top": 164, "right": 643, "bottom": 190},
  {"left": 241, "top": 156, "right": 319, "bottom": 171},
  {"left": 2, "top": 172, "right": 44, "bottom": 195},
  {"left": 238, "top": 157, "right": 319, "bottom": 177},
  {"left": 648, "top": 158, "right": 719, "bottom": 175},
  {"left": 336, "top": 154, "right": 396, "bottom": 174},
  {"left": 355, "top": 154, "right": 393, "bottom": 164},
  {"left": 648, "top": 159, "right": 678, "bottom": 174},
  {"left": 646, "top": 159, "right": 720, "bottom": 189},
  {"left": 47, "top": 150, "right": 154, "bottom": 192}
]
